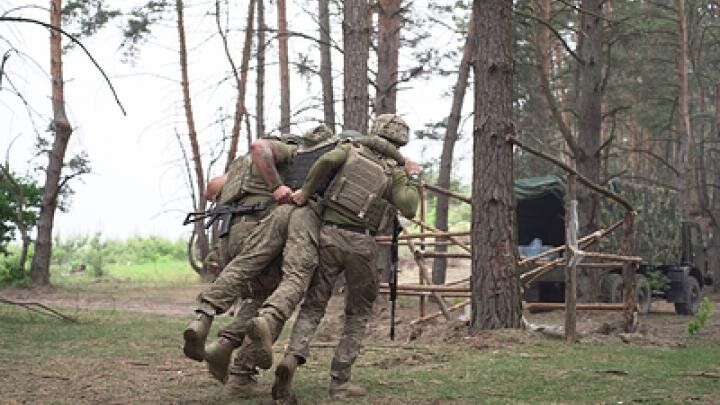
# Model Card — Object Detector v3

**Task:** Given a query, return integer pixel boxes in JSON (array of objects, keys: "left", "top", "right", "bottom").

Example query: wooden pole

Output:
[
  {"left": 524, "top": 303, "right": 629, "bottom": 311},
  {"left": 565, "top": 174, "right": 577, "bottom": 342},
  {"left": 403, "top": 217, "right": 472, "bottom": 252},
  {"left": 406, "top": 238, "right": 451, "bottom": 319},
  {"left": 375, "top": 231, "right": 470, "bottom": 242},
  {"left": 419, "top": 186, "right": 426, "bottom": 317},
  {"left": 410, "top": 300, "right": 469, "bottom": 325},
  {"left": 622, "top": 212, "right": 638, "bottom": 333},
  {"left": 423, "top": 183, "right": 472, "bottom": 204}
]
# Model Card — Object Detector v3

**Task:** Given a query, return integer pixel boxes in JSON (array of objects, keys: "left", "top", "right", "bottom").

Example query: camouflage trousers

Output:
[
  {"left": 286, "top": 225, "right": 378, "bottom": 383},
  {"left": 196, "top": 218, "right": 284, "bottom": 377},
  {"left": 219, "top": 204, "right": 321, "bottom": 342}
]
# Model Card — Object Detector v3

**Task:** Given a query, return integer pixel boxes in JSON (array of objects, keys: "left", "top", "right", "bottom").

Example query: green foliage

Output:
[
  {"left": 0, "top": 171, "right": 42, "bottom": 255},
  {"left": 62, "top": 0, "right": 121, "bottom": 38},
  {"left": 644, "top": 268, "right": 670, "bottom": 291},
  {"left": 50, "top": 234, "right": 186, "bottom": 275},
  {"left": 686, "top": 297, "right": 715, "bottom": 336}
]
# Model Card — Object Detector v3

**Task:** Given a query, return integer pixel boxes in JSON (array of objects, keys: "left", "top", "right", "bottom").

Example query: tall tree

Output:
[
  {"left": 674, "top": 0, "right": 699, "bottom": 219},
  {"left": 319, "top": 0, "right": 335, "bottom": 130},
  {"left": 277, "top": 0, "right": 290, "bottom": 133},
  {"left": 375, "top": 0, "right": 401, "bottom": 114},
  {"left": 432, "top": 10, "right": 475, "bottom": 285},
  {"left": 256, "top": 0, "right": 265, "bottom": 137},
  {"left": 30, "top": 0, "right": 75, "bottom": 285},
  {"left": 221, "top": 0, "right": 256, "bottom": 169},
  {"left": 176, "top": 0, "right": 210, "bottom": 279},
  {"left": 343, "top": 0, "right": 369, "bottom": 133},
  {"left": 470, "top": 0, "right": 521, "bottom": 331}
]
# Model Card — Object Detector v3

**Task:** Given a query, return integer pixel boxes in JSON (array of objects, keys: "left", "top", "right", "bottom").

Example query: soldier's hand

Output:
[
  {"left": 273, "top": 185, "right": 293, "bottom": 204},
  {"left": 291, "top": 189, "right": 307, "bottom": 206},
  {"left": 404, "top": 159, "right": 421, "bottom": 178}
]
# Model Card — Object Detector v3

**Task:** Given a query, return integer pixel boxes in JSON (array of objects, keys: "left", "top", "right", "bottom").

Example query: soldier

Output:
[
  {"left": 268, "top": 114, "right": 421, "bottom": 401},
  {"left": 201, "top": 129, "right": 361, "bottom": 383},
  {"left": 182, "top": 126, "right": 333, "bottom": 395}
]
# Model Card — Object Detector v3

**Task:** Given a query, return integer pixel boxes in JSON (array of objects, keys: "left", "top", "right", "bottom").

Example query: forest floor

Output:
[{"left": 1, "top": 261, "right": 719, "bottom": 404}]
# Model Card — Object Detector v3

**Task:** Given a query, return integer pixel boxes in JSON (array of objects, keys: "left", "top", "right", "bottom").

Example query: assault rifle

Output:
[
  {"left": 389, "top": 216, "right": 402, "bottom": 340},
  {"left": 183, "top": 202, "right": 266, "bottom": 238}
]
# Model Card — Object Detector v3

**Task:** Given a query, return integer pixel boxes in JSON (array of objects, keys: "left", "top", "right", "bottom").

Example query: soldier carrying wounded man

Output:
[{"left": 182, "top": 114, "right": 421, "bottom": 401}]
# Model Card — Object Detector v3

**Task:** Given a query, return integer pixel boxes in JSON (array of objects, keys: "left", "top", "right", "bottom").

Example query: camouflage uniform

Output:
[{"left": 278, "top": 115, "right": 420, "bottom": 394}]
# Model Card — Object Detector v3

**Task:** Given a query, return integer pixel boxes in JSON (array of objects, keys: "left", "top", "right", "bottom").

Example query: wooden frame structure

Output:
[{"left": 378, "top": 135, "right": 641, "bottom": 339}]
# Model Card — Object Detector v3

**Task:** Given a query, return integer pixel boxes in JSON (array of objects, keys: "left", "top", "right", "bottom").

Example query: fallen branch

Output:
[{"left": 0, "top": 297, "right": 78, "bottom": 322}]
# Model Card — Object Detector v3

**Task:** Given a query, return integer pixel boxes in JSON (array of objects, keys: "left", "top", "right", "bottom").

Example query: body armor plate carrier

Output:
[
  {"left": 324, "top": 144, "right": 397, "bottom": 232},
  {"left": 218, "top": 155, "right": 253, "bottom": 205},
  {"left": 284, "top": 140, "right": 338, "bottom": 194}
]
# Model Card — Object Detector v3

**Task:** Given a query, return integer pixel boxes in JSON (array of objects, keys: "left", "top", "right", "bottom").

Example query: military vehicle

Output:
[{"left": 516, "top": 176, "right": 712, "bottom": 315}]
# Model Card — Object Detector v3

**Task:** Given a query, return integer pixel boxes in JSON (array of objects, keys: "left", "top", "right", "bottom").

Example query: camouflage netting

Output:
[{"left": 597, "top": 181, "right": 682, "bottom": 266}]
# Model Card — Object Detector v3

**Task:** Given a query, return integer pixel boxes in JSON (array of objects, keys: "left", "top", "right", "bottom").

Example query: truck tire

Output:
[
  {"left": 604, "top": 273, "right": 651, "bottom": 314},
  {"left": 636, "top": 275, "right": 651, "bottom": 315},
  {"left": 605, "top": 274, "right": 623, "bottom": 303},
  {"left": 674, "top": 276, "right": 701, "bottom": 315}
]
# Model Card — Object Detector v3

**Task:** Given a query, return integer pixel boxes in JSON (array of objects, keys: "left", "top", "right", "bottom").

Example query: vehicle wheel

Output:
[
  {"left": 636, "top": 275, "right": 652, "bottom": 315},
  {"left": 674, "top": 276, "right": 701, "bottom": 315},
  {"left": 604, "top": 273, "right": 651, "bottom": 314},
  {"left": 604, "top": 274, "right": 623, "bottom": 303}
]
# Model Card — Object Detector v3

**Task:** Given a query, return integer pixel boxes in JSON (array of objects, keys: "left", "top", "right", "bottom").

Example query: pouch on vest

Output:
[{"left": 324, "top": 145, "right": 396, "bottom": 232}]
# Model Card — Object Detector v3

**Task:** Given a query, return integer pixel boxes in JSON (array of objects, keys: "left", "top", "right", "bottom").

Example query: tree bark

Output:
[
  {"left": 470, "top": 0, "right": 521, "bottom": 331},
  {"left": 432, "top": 10, "right": 475, "bottom": 285},
  {"left": 256, "top": 0, "right": 265, "bottom": 138},
  {"left": 319, "top": 0, "right": 336, "bottom": 130},
  {"left": 224, "top": 0, "right": 255, "bottom": 170},
  {"left": 375, "top": 0, "right": 400, "bottom": 115},
  {"left": 574, "top": 0, "right": 604, "bottom": 302},
  {"left": 30, "top": 0, "right": 74, "bottom": 285},
  {"left": 711, "top": 84, "right": 720, "bottom": 292},
  {"left": 176, "top": 0, "right": 209, "bottom": 278},
  {"left": 675, "top": 0, "right": 699, "bottom": 220},
  {"left": 277, "top": 0, "right": 290, "bottom": 133},
  {"left": 343, "top": 0, "right": 369, "bottom": 133}
]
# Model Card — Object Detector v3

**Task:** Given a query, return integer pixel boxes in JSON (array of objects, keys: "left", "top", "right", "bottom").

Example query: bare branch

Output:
[{"left": 0, "top": 16, "right": 126, "bottom": 115}]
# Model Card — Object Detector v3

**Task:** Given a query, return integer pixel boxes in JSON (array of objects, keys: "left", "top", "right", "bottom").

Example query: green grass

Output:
[
  {"left": 2, "top": 305, "right": 719, "bottom": 404},
  {"left": 50, "top": 259, "right": 201, "bottom": 288}
]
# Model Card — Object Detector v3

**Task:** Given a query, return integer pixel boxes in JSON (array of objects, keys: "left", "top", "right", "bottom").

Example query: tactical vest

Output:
[
  {"left": 284, "top": 139, "right": 338, "bottom": 193},
  {"left": 323, "top": 144, "right": 398, "bottom": 232},
  {"left": 218, "top": 155, "right": 252, "bottom": 205}
]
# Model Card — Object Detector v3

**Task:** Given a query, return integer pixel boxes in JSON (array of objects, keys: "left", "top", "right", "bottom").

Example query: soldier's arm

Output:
[
  {"left": 390, "top": 168, "right": 420, "bottom": 219},
  {"left": 292, "top": 145, "right": 349, "bottom": 205},
  {"left": 204, "top": 174, "right": 227, "bottom": 202},
  {"left": 250, "top": 139, "right": 295, "bottom": 202}
]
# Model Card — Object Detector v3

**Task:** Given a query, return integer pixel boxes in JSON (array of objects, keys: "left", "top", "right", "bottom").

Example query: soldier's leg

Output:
[
  {"left": 194, "top": 205, "right": 293, "bottom": 316},
  {"left": 328, "top": 231, "right": 378, "bottom": 399},
  {"left": 272, "top": 227, "right": 343, "bottom": 400},
  {"left": 183, "top": 220, "right": 261, "bottom": 362},
  {"left": 253, "top": 206, "right": 322, "bottom": 340}
]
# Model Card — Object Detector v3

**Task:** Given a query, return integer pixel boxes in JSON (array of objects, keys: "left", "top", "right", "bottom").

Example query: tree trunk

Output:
[
  {"left": 470, "top": 0, "right": 521, "bottom": 331},
  {"left": 256, "top": 0, "right": 265, "bottom": 138},
  {"left": 375, "top": 0, "right": 400, "bottom": 115},
  {"left": 319, "top": 0, "right": 335, "bottom": 130},
  {"left": 711, "top": 84, "right": 720, "bottom": 292},
  {"left": 30, "top": 0, "right": 74, "bottom": 285},
  {"left": 176, "top": 0, "right": 210, "bottom": 278},
  {"left": 432, "top": 10, "right": 475, "bottom": 285},
  {"left": 343, "top": 0, "right": 369, "bottom": 133},
  {"left": 574, "top": 0, "right": 604, "bottom": 302},
  {"left": 675, "top": 0, "right": 699, "bottom": 220},
  {"left": 225, "top": 0, "right": 256, "bottom": 171},
  {"left": 277, "top": 0, "right": 290, "bottom": 133}
]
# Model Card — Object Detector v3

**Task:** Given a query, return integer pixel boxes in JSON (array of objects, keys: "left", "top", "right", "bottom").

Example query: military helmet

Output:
[
  {"left": 302, "top": 124, "right": 334, "bottom": 147},
  {"left": 370, "top": 114, "right": 409, "bottom": 146}
]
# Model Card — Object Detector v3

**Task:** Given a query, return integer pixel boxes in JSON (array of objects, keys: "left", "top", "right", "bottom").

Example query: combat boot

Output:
[
  {"left": 183, "top": 312, "right": 212, "bottom": 361},
  {"left": 328, "top": 379, "right": 367, "bottom": 400},
  {"left": 205, "top": 337, "right": 236, "bottom": 383},
  {"left": 272, "top": 354, "right": 298, "bottom": 400},
  {"left": 247, "top": 316, "right": 274, "bottom": 369},
  {"left": 226, "top": 373, "right": 270, "bottom": 398}
]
